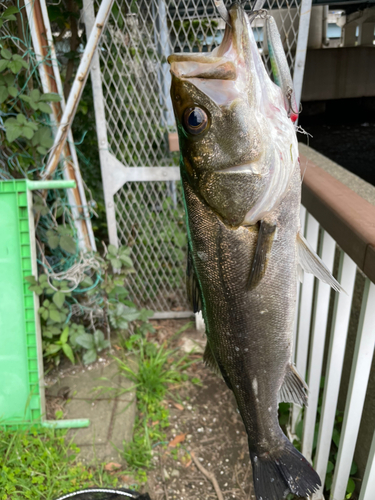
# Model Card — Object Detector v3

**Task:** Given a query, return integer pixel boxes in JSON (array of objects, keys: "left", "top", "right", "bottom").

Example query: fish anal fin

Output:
[
  {"left": 279, "top": 363, "right": 308, "bottom": 407},
  {"left": 297, "top": 232, "right": 345, "bottom": 293},
  {"left": 247, "top": 220, "right": 276, "bottom": 290}
]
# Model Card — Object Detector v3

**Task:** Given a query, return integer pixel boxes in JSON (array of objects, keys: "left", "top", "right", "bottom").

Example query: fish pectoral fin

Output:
[
  {"left": 186, "top": 246, "right": 202, "bottom": 313},
  {"left": 297, "top": 232, "right": 345, "bottom": 293},
  {"left": 279, "top": 363, "right": 308, "bottom": 407},
  {"left": 203, "top": 343, "right": 233, "bottom": 391},
  {"left": 247, "top": 220, "right": 276, "bottom": 290}
]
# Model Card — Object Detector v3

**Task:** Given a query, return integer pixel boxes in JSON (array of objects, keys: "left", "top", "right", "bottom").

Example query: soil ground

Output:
[
  {"left": 145, "top": 320, "right": 256, "bottom": 500},
  {"left": 45, "top": 319, "right": 256, "bottom": 500}
]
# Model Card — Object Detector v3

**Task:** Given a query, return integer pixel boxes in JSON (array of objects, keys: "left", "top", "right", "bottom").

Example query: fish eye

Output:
[{"left": 183, "top": 107, "right": 209, "bottom": 135}]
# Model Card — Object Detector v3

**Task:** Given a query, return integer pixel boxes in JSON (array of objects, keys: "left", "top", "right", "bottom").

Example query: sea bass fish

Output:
[{"left": 168, "top": 4, "right": 341, "bottom": 500}]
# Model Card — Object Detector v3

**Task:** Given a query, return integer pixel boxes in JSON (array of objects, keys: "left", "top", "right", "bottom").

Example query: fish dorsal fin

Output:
[
  {"left": 279, "top": 363, "right": 308, "bottom": 407},
  {"left": 297, "top": 232, "right": 345, "bottom": 293},
  {"left": 186, "top": 246, "right": 202, "bottom": 313},
  {"left": 247, "top": 220, "right": 276, "bottom": 290}
]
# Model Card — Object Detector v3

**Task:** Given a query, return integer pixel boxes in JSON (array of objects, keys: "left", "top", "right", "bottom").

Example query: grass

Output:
[
  {"left": 95, "top": 323, "right": 200, "bottom": 479},
  {"left": 0, "top": 426, "right": 120, "bottom": 500},
  {"left": 0, "top": 321, "right": 200, "bottom": 496}
]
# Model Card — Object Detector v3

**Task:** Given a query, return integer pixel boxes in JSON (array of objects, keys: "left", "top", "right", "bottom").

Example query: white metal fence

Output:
[
  {"left": 292, "top": 205, "right": 375, "bottom": 500},
  {"left": 83, "top": 0, "right": 312, "bottom": 315}
]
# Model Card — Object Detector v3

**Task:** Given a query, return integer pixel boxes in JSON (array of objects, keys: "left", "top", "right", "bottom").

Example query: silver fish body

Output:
[{"left": 168, "top": 4, "right": 326, "bottom": 499}]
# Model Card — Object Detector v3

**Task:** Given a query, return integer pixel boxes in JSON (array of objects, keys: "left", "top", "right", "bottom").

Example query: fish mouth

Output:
[{"left": 168, "top": 4, "right": 251, "bottom": 105}]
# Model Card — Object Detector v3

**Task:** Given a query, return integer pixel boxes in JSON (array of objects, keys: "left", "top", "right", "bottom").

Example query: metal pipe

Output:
[
  {"left": 214, "top": 0, "right": 231, "bottom": 26},
  {"left": 322, "top": 5, "right": 330, "bottom": 46},
  {"left": 82, "top": 0, "right": 118, "bottom": 246},
  {"left": 43, "top": 0, "right": 115, "bottom": 180},
  {"left": 25, "top": 0, "right": 97, "bottom": 251},
  {"left": 253, "top": 0, "right": 266, "bottom": 12},
  {"left": 292, "top": 0, "right": 313, "bottom": 119}
]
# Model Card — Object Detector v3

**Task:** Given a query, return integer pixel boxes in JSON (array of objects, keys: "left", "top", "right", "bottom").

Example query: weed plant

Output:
[
  {"left": 95, "top": 322, "right": 199, "bottom": 482},
  {"left": 0, "top": 426, "right": 119, "bottom": 499}
]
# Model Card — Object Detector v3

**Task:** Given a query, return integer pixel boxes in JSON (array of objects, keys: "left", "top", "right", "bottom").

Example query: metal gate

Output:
[{"left": 83, "top": 0, "right": 312, "bottom": 316}]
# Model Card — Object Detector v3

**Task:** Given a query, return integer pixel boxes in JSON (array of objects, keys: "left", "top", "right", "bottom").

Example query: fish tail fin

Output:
[{"left": 250, "top": 438, "right": 321, "bottom": 500}]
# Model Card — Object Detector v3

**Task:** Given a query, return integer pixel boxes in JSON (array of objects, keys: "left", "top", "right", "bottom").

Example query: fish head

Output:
[
  {"left": 169, "top": 4, "right": 262, "bottom": 176},
  {"left": 168, "top": 3, "right": 299, "bottom": 226}
]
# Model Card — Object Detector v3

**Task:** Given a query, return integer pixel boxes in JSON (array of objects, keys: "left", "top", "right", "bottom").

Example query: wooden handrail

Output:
[{"left": 300, "top": 154, "right": 375, "bottom": 284}]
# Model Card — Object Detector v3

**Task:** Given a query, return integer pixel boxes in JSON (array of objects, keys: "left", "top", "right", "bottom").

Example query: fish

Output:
[{"left": 168, "top": 3, "right": 342, "bottom": 500}]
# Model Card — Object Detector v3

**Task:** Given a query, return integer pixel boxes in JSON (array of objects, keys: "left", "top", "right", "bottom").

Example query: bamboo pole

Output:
[{"left": 25, "top": 0, "right": 97, "bottom": 251}]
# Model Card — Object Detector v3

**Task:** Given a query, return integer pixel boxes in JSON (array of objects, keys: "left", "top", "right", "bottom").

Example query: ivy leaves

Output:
[
  {"left": 20, "top": 89, "right": 60, "bottom": 114},
  {"left": 108, "top": 303, "right": 153, "bottom": 330},
  {"left": 46, "top": 226, "right": 76, "bottom": 254},
  {"left": 107, "top": 244, "right": 133, "bottom": 269},
  {"left": 0, "top": 74, "right": 17, "bottom": 103},
  {"left": 44, "top": 326, "right": 75, "bottom": 364},
  {"left": 0, "top": 52, "right": 60, "bottom": 154},
  {"left": 0, "top": 48, "right": 28, "bottom": 74},
  {"left": 0, "top": 6, "right": 18, "bottom": 29},
  {"left": 4, "top": 114, "right": 38, "bottom": 142},
  {"left": 26, "top": 274, "right": 71, "bottom": 327},
  {"left": 30, "top": 126, "right": 54, "bottom": 155},
  {"left": 74, "top": 330, "right": 110, "bottom": 365}
]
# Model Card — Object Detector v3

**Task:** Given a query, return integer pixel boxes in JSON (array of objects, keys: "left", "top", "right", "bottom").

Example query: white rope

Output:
[{"left": 46, "top": 253, "right": 101, "bottom": 292}]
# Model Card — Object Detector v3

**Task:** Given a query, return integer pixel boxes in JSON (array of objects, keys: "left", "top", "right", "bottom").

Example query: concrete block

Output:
[{"left": 48, "top": 360, "right": 137, "bottom": 465}]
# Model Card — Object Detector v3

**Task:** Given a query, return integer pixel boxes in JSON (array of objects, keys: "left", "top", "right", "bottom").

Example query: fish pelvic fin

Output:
[
  {"left": 279, "top": 363, "right": 308, "bottom": 407},
  {"left": 247, "top": 220, "right": 276, "bottom": 291},
  {"left": 297, "top": 231, "right": 346, "bottom": 293},
  {"left": 250, "top": 437, "right": 321, "bottom": 500}
]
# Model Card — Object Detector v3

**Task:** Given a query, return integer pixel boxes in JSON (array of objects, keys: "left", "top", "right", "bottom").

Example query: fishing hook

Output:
[{"left": 214, "top": 0, "right": 232, "bottom": 27}]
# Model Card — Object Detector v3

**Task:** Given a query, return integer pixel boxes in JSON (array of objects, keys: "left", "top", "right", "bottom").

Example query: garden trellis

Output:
[{"left": 83, "top": 0, "right": 312, "bottom": 316}]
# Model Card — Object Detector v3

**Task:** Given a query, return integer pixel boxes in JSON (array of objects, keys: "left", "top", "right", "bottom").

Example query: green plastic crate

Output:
[{"left": 0, "top": 179, "right": 89, "bottom": 429}]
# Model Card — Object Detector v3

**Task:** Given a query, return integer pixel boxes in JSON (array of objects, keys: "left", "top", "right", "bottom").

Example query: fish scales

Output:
[
  {"left": 167, "top": 3, "right": 337, "bottom": 499},
  {"left": 183, "top": 164, "right": 300, "bottom": 450}
]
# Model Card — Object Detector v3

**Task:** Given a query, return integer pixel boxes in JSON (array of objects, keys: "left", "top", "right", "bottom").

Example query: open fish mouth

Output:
[{"left": 168, "top": 3, "right": 253, "bottom": 107}]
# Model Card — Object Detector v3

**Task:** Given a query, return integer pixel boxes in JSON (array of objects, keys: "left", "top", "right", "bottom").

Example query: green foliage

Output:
[
  {"left": 74, "top": 330, "right": 110, "bottom": 365},
  {"left": 26, "top": 244, "right": 154, "bottom": 367},
  {"left": 19, "top": 89, "right": 60, "bottom": 114},
  {"left": 4, "top": 114, "right": 38, "bottom": 142},
  {"left": 46, "top": 225, "right": 76, "bottom": 254},
  {"left": 0, "top": 48, "right": 28, "bottom": 74},
  {"left": 0, "top": 74, "right": 17, "bottom": 103},
  {"left": 100, "top": 333, "right": 196, "bottom": 472},
  {"left": 0, "top": 6, "right": 18, "bottom": 29},
  {"left": 0, "top": 426, "right": 119, "bottom": 499}
]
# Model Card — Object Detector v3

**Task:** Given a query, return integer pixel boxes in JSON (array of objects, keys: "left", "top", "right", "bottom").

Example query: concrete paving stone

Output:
[{"left": 48, "top": 359, "right": 137, "bottom": 465}]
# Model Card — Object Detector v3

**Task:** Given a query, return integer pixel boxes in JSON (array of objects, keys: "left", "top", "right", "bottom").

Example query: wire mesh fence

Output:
[
  {"left": 115, "top": 180, "right": 188, "bottom": 311},
  {"left": 88, "top": 0, "right": 304, "bottom": 313}
]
